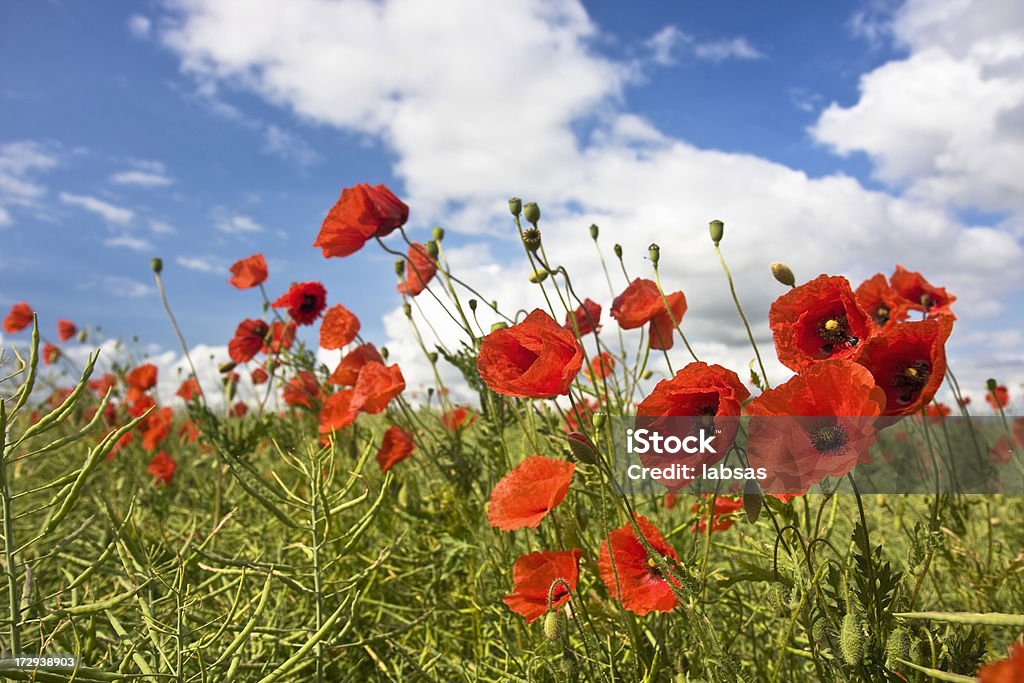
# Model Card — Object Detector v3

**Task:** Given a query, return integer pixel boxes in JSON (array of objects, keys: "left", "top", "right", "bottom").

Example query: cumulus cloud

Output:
[
  {"left": 59, "top": 192, "right": 135, "bottom": 225},
  {"left": 0, "top": 140, "right": 59, "bottom": 225},
  {"left": 128, "top": 15, "right": 153, "bottom": 39}
]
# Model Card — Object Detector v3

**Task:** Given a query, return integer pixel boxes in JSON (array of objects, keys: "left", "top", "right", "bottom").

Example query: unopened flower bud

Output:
[
  {"left": 567, "top": 431, "right": 598, "bottom": 465},
  {"left": 490, "top": 322, "right": 508, "bottom": 332},
  {"left": 592, "top": 412, "right": 605, "bottom": 429},
  {"left": 469, "top": 298, "right": 478, "bottom": 311},
  {"left": 743, "top": 479, "right": 762, "bottom": 523},
  {"left": 427, "top": 352, "right": 438, "bottom": 365},
  {"left": 542, "top": 611, "right": 564, "bottom": 643},
  {"left": 560, "top": 651, "right": 578, "bottom": 678},
  {"left": 218, "top": 361, "right": 237, "bottom": 374},
  {"left": 987, "top": 378, "right": 999, "bottom": 392},
  {"left": 432, "top": 226, "right": 445, "bottom": 242},
  {"left": 225, "top": 380, "right": 237, "bottom": 402},
  {"left": 425, "top": 240, "right": 439, "bottom": 258},
  {"left": 613, "top": 243, "right": 623, "bottom": 259},
  {"left": 770, "top": 261, "right": 796, "bottom": 287},
  {"left": 648, "top": 243, "right": 660, "bottom": 266},
  {"left": 523, "top": 202, "right": 540, "bottom": 225},
  {"left": 709, "top": 219, "right": 724, "bottom": 245},
  {"left": 403, "top": 303, "right": 412, "bottom": 317},
  {"left": 150, "top": 257, "right": 163, "bottom": 274},
  {"left": 380, "top": 346, "right": 389, "bottom": 359},
  {"left": 508, "top": 197, "right": 522, "bottom": 217},
  {"left": 589, "top": 224, "right": 599, "bottom": 240},
  {"left": 641, "top": 369, "right": 652, "bottom": 380},
  {"left": 840, "top": 613, "right": 864, "bottom": 666},
  {"left": 886, "top": 627, "right": 910, "bottom": 668},
  {"left": 529, "top": 269, "right": 548, "bottom": 284},
  {"left": 394, "top": 259, "right": 406, "bottom": 276},
  {"left": 76, "top": 329, "right": 88, "bottom": 343}
]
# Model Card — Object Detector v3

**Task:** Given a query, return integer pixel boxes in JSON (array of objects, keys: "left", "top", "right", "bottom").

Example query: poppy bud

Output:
[
  {"left": 150, "top": 257, "right": 163, "bottom": 274},
  {"left": 709, "top": 219, "right": 724, "bottom": 245},
  {"left": 427, "top": 352, "right": 438, "bottom": 365},
  {"left": 641, "top": 370, "right": 652, "bottom": 380},
  {"left": 648, "top": 243, "right": 660, "bottom": 266},
  {"left": 381, "top": 346, "right": 389, "bottom": 359},
  {"left": 218, "top": 361, "right": 237, "bottom": 374},
  {"left": 394, "top": 259, "right": 405, "bottom": 276},
  {"left": 225, "top": 379, "right": 236, "bottom": 402},
  {"left": 769, "top": 582, "right": 789, "bottom": 616},
  {"left": 77, "top": 329, "right": 88, "bottom": 343},
  {"left": 522, "top": 227, "right": 542, "bottom": 252},
  {"left": 469, "top": 299, "right": 478, "bottom": 311},
  {"left": 743, "top": 479, "right": 762, "bottom": 523},
  {"left": 432, "top": 226, "right": 445, "bottom": 242},
  {"left": 770, "top": 261, "right": 796, "bottom": 287},
  {"left": 529, "top": 269, "right": 548, "bottom": 284},
  {"left": 592, "top": 412, "right": 605, "bottom": 429},
  {"left": 560, "top": 651, "right": 578, "bottom": 678},
  {"left": 613, "top": 243, "right": 623, "bottom": 259},
  {"left": 425, "top": 240, "right": 439, "bottom": 258},
  {"left": 542, "top": 611, "right": 564, "bottom": 643},
  {"left": 840, "top": 613, "right": 864, "bottom": 666},
  {"left": 811, "top": 617, "right": 829, "bottom": 646},
  {"left": 491, "top": 300, "right": 498, "bottom": 310},
  {"left": 403, "top": 303, "right": 412, "bottom": 317},
  {"left": 509, "top": 197, "right": 522, "bottom": 217},
  {"left": 986, "top": 378, "right": 998, "bottom": 392},
  {"left": 490, "top": 322, "right": 508, "bottom": 332},
  {"left": 886, "top": 627, "right": 910, "bottom": 668},
  {"left": 523, "top": 202, "right": 540, "bottom": 225},
  {"left": 567, "top": 431, "right": 598, "bottom": 465},
  {"left": 589, "top": 224, "right": 599, "bottom": 240}
]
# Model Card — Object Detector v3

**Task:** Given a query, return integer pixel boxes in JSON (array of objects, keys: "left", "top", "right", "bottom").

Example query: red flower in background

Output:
[
  {"left": 924, "top": 403, "right": 951, "bottom": 423},
  {"left": 691, "top": 496, "right": 743, "bottom": 533},
  {"left": 397, "top": 242, "right": 437, "bottom": 296},
  {"left": 565, "top": 298, "right": 602, "bottom": 336},
  {"left": 855, "top": 273, "right": 911, "bottom": 330},
  {"left": 769, "top": 275, "right": 874, "bottom": 372},
  {"left": 319, "top": 389, "right": 358, "bottom": 433},
  {"left": 503, "top": 549, "right": 582, "bottom": 623},
  {"left": 441, "top": 407, "right": 476, "bottom": 432},
  {"left": 376, "top": 426, "right": 415, "bottom": 472},
  {"left": 747, "top": 360, "right": 886, "bottom": 494},
  {"left": 147, "top": 451, "right": 176, "bottom": 485},
  {"left": 320, "top": 304, "right": 360, "bottom": 350},
  {"left": 857, "top": 317, "right": 952, "bottom": 419},
  {"left": 488, "top": 456, "right": 575, "bottom": 531},
  {"left": 126, "top": 364, "right": 158, "bottom": 402},
  {"left": 329, "top": 343, "right": 384, "bottom": 386},
  {"left": 228, "top": 253, "right": 268, "bottom": 289},
  {"left": 141, "top": 407, "right": 174, "bottom": 451},
  {"left": 477, "top": 309, "right": 584, "bottom": 399},
  {"left": 986, "top": 385, "right": 1010, "bottom": 410},
  {"left": 230, "top": 402, "right": 248, "bottom": 417},
  {"left": 251, "top": 367, "right": 269, "bottom": 385},
  {"left": 57, "top": 319, "right": 77, "bottom": 342},
  {"left": 272, "top": 282, "right": 327, "bottom": 326},
  {"left": 42, "top": 343, "right": 60, "bottom": 365},
  {"left": 3, "top": 302, "right": 33, "bottom": 334},
  {"left": 89, "top": 373, "right": 117, "bottom": 397},
  {"left": 282, "top": 371, "right": 320, "bottom": 408},
  {"left": 648, "top": 290, "right": 687, "bottom": 351},
  {"left": 978, "top": 642, "right": 1024, "bottom": 683},
  {"left": 176, "top": 379, "right": 201, "bottom": 402},
  {"left": 262, "top": 321, "right": 296, "bottom": 354},
  {"left": 610, "top": 279, "right": 664, "bottom": 329},
  {"left": 314, "top": 183, "right": 409, "bottom": 258},
  {"left": 351, "top": 362, "right": 405, "bottom": 414},
  {"left": 598, "top": 515, "right": 680, "bottom": 616},
  {"left": 583, "top": 351, "right": 616, "bottom": 382},
  {"left": 890, "top": 265, "right": 956, "bottom": 318},
  {"left": 229, "top": 319, "right": 269, "bottom": 363}
]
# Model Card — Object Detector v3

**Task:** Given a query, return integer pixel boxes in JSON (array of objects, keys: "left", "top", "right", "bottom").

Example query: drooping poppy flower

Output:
[
  {"left": 376, "top": 426, "right": 415, "bottom": 472},
  {"left": 583, "top": 351, "right": 616, "bottom": 382},
  {"left": 251, "top": 367, "right": 269, "bottom": 385},
  {"left": 176, "top": 378, "right": 201, "bottom": 402},
  {"left": 262, "top": 321, "right": 296, "bottom": 354},
  {"left": 691, "top": 496, "right": 743, "bottom": 533},
  {"left": 148, "top": 451, "right": 177, "bottom": 485},
  {"left": 89, "top": 373, "right": 117, "bottom": 397},
  {"left": 396, "top": 242, "right": 437, "bottom": 296},
  {"left": 328, "top": 343, "right": 384, "bottom": 386},
  {"left": 648, "top": 290, "right": 687, "bottom": 351},
  {"left": 610, "top": 279, "right": 665, "bottom": 329},
  {"left": 441, "top": 406, "right": 476, "bottom": 431},
  {"left": 978, "top": 642, "right": 1024, "bottom": 683},
  {"left": 477, "top": 309, "right": 584, "bottom": 399},
  {"left": 564, "top": 298, "right": 602, "bottom": 336},
  {"left": 318, "top": 389, "right": 358, "bottom": 433},
  {"left": 282, "top": 371, "right": 320, "bottom": 408},
  {"left": 986, "top": 385, "right": 1010, "bottom": 410},
  {"left": 597, "top": 515, "right": 680, "bottom": 616},
  {"left": 488, "top": 455, "right": 575, "bottom": 530},
  {"left": 856, "top": 317, "right": 951, "bottom": 419},
  {"left": 890, "top": 265, "right": 956, "bottom": 319},
  {"left": 272, "top": 281, "right": 327, "bottom": 326},
  {"left": 747, "top": 360, "right": 886, "bottom": 494},
  {"left": 228, "top": 253, "right": 268, "bottom": 289},
  {"left": 769, "top": 275, "right": 874, "bottom": 372},
  {"left": 229, "top": 319, "right": 270, "bottom": 363},
  {"left": 502, "top": 549, "right": 582, "bottom": 623},
  {"left": 319, "top": 304, "right": 360, "bottom": 350},
  {"left": 351, "top": 362, "right": 405, "bottom": 414},
  {"left": 42, "top": 343, "right": 60, "bottom": 365},
  {"left": 314, "top": 183, "right": 409, "bottom": 258},
  {"left": 2, "top": 302, "right": 33, "bottom": 334},
  {"left": 855, "top": 274, "right": 911, "bottom": 330},
  {"left": 57, "top": 319, "right": 77, "bottom": 342}
]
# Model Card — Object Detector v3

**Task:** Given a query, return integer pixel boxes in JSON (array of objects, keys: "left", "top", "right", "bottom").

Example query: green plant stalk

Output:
[
  {"left": 1, "top": 399, "right": 22, "bottom": 653},
  {"left": 715, "top": 244, "right": 770, "bottom": 388}
]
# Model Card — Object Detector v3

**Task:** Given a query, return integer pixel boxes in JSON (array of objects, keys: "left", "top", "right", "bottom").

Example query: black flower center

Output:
[
  {"left": 818, "top": 315, "right": 859, "bottom": 355},
  {"left": 892, "top": 361, "right": 930, "bottom": 404},
  {"left": 874, "top": 305, "right": 890, "bottom": 327},
  {"left": 808, "top": 418, "right": 847, "bottom": 454},
  {"left": 300, "top": 294, "right": 318, "bottom": 312}
]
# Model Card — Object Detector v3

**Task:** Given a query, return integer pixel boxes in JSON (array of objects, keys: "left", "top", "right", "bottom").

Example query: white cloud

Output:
[
  {"left": 645, "top": 26, "right": 689, "bottom": 65},
  {"left": 693, "top": 37, "right": 765, "bottom": 62},
  {"left": 104, "top": 235, "right": 154, "bottom": 251},
  {"left": 645, "top": 26, "right": 764, "bottom": 66},
  {"left": 262, "top": 124, "right": 321, "bottom": 167},
  {"left": 80, "top": 276, "right": 155, "bottom": 298},
  {"left": 149, "top": 219, "right": 177, "bottom": 234},
  {"left": 59, "top": 192, "right": 135, "bottom": 225},
  {"left": 213, "top": 211, "right": 263, "bottom": 234},
  {"left": 111, "top": 160, "right": 174, "bottom": 187},
  {"left": 176, "top": 255, "right": 225, "bottom": 273},
  {"left": 0, "top": 206, "right": 10, "bottom": 227},
  {"left": 0, "top": 140, "right": 59, "bottom": 225},
  {"left": 128, "top": 15, "right": 153, "bottom": 39}
]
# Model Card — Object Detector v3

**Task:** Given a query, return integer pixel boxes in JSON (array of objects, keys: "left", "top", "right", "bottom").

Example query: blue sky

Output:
[{"left": 2, "top": 0, "right": 1022, "bottom": 400}]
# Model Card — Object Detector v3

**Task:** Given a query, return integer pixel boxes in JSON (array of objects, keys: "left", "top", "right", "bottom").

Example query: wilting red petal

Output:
[
  {"left": 228, "top": 253, "right": 268, "bottom": 289},
  {"left": 376, "top": 426, "right": 415, "bottom": 472},
  {"left": 397, "top": 242, "right": 437, "bottom": 296},
  {"left": 583, "top": 352, "right": 616, "bottom": 382},
  {"left": 648, "top": 290, "right": 687, "bottom": 351},
  {"left": 564, "top": 298, "right": 602, "bottom": 336},
  {"left": 229, "top": 319, "right": 269, "bottom": 363},
  {"left": 598, "top": 515, "right": 680, "bottom": 615},
  {"left": 2, "top": 302, "right": 33, "bottom": 334},
  {"left": 488, "top": 455, "right": 574, "bottom": 530},
  {"left": 57, "top": 319, "right": 77, "bottom": 342},
  {"left": 441, "top": 407, "right": 476, "bottom": 431},
  {"left": 282, "top": 371, "right": 320, "bottom": 408},
  {"left": 502, "top": 549, "right": 581, "bottom": 623},
  {"left": 314, "top": 183, "right": 409, "bottom": 258},
  {"left": 477, "top": 309, "right": 584, "bottom": 399},
  {"left": 320, "top": 304, "right": 360, "bottom": 350}
]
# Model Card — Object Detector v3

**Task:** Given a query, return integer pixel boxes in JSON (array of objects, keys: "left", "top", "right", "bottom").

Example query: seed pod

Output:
[
  {"left": 542, "top": 611, "right": 564, "bottom": 643},
  {"left": 76, "top": 329, "right": 88, "bottom": 343},
  {"left": 468, "top": 299, "right": 478, "bottom": 311},
  {"left": 218, "top": 361, "right": 237, "bottom": 374},
  {"left": 425, "top": 240, "right": 439, "bottom": 258},
  {"left": 380, "top": 346, "right": 389, "bottom": 360},
  {"left": 150, "top": 257, "right": 163, "bottom": 274},
  {"left": 709, "top": 219, "right": 724, "bottom": 245},
  {"left": 394, "top": 259, "right": 405, "bottom": 275},
  {"left": 427, "top": 352, "right": 438, "bottom": 365},
  {"left": 589, "top": 224, "right": 599, "bottom": 240},
  {"left": 432, "top": 226, "right": 445, "bottom": 242},
  {"left": 522, "top": 227, "right": 542, "bottom": 252},
  {"left": 592, "top": 412, "right": 605, "bottom": 429},
  {"left": 508, "top": 197, "right": 522, "bottom": 217},
  {"left": 529, "top": 269, "right": 548, "bottom": 284},
  {"left": 770, "top": 261, "right": 796, "bottom": 287},
  {"left": 986, "top": 378, "right": 998, "bottom": 392},
  {"left": 403, "top": 303, "right": 412, "bottom": 317},
  {"left": 613, "top": 243, "right": 623, "bottom": 259},
  {"left": 648, "top": 243, "right": 660, "bottom": 265},
  {"left": 523, "top": 202, "right": 541, "bottom": 225},
  {"left": 840, "top": 613, "right": 864, "bottom": 666},
  {"left": 641, "top": 369, "right": 652, "bottom": 380}
]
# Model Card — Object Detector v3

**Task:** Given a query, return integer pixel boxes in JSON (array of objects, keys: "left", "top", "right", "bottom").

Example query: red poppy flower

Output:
[
  {"left": 747, "top": 360, "right": 886, "bottom": 494},
  {"left": 318, "top": 389, "right": 358, "bottom": 433},
  {"left": 397, "top": 242, "right": 437, "bottom": 296},
  {"left": 488, "top": 455, "right": 575, "bottom": 530},
  {"left": 179, "top": 420, "right": 200, "bottom": 443},
  {"left": 351, "top": 362, "right": 405, "bottom": 414},
  {"left": 610, "top": 279, "right": 665, "bottom": 329},
  {"left": 141, "top": 407, "right": 173, "bottom": 451},
  {"left": 148, "top": 451, "right": 176, "bottom": 485},
  {"left": 769, "top": 275, "right": 874, "bottom": 372},
  {"left": 503, "top": 549, "right": 582, "bottom": 623},
  {"left": 272, "top": 281, "right": 327, "bottom": 326},
  {"left": 856, "top": 318, "right": 951, "bottom": 419},
  {"left": 126, "top": 364, "right": 158, "bottom": 396},
  {"left": 855, "top": 274, "right": 911, "bottom": 330},
  {"left": 251, "top": 367, "right": 269, "bottom": 385},
  {"left": 598, "top": 515, "right": 680, "bottom": 616},
  {"left": 441, "top": 406, "right": 476, "bottom": 431},
  {"left": 890, "top": 265, "right": 956, "bottom": 318},
  {"left": 314, "top": 183, "right": 409, "bottom": 258},
  {"left": 42, "top": 343, "right": 60, "bottom": 365},
  {"left": 648, "top": 291, "right": 687, "bottom": 351},
  {"left": 127, "top": 394, "right": 156, "bottom": 419},
  {"left": 57, "top": 319, "right": 77, "bottom": 342},
  {"left": 691, "top": 496, "right": 743, "bottom": 533},
  {"left": 230, "top": 402, "right": 248, "bottom": 417},
  {"left": 229, "top": 319, "right": 269, "bottom": 363},
  {"left": 565, "top": 298, "right": 602, "bottom": 336},
  {"left": 282, "top": 371, "right": 320, "bottom": 408},
  {"left": 262, "top": 321, "right": 296, "bottom": 354},
  {"left": 924, "top": 403, "right": 951, "bottom": 423},
  {"left": 319, "top": 304, "right": 360, "bottom": 350},
  {"left": 583, "top": 351, "right": 616, "bottom": 382},
  {"left": 89, "top": 373, "right": 117, "bottom": 397},
  {"left": 978, "top": 642, "right": 1024, "bottom": 683},
  {"left": 376, "top": 426, "right": 415, "bottom": 472},
  {"left": 176, "top": 378, "right": 201, "bottom": 401},
  {"left": 986, "top": 385, "right": 1010, "bottom": 410},
  {"left": 328, "top": 343, "right": 384, "bottom": 386},
  {"left": 990, "top": 435, "right": 1016, "bottom": 465},
  {"left": 477, "top": 309, "right": 584, "bottom": 399},
  {"left": 2, "top": 302, "right": 33, "bottom": 334},
  {"left": 228, "top": 253, "right": 268, "bottom": 289}
]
